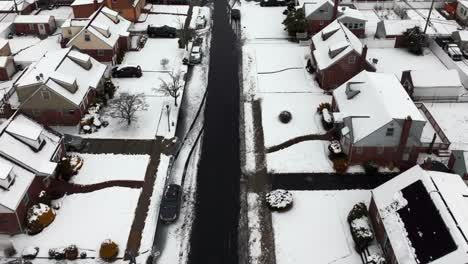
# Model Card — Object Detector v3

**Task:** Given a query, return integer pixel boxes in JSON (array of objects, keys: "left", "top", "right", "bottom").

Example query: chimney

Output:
[
  {"left": 360, "top": 45, "right": 368, "bottom": 67},
  {"left": 93, "top": 0, "right": 98, "bottom": 11},
  {"left": 332, "top": 0, "right": 339, "bottom": 20},
  {"left": 396, "top": 116, "right": 413, "bottom": 163},
  {"left": 401, "top": 70, "right": 414, "bottom": 97}
]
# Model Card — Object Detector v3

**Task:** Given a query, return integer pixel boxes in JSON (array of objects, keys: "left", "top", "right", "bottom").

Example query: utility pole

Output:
[{"left": 423, "top": 0, "right": 435, "bottom": 34}]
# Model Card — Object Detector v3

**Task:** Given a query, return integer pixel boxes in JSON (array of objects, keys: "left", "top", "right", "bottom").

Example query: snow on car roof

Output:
[{"left": 192, "top": 46, "right": 201, "bottom": 52}]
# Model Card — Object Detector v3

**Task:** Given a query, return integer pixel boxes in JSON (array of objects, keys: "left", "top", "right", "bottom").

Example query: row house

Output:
[
  {"left": 13, "top": 47, "right": 106, "bottom": 126},
  {"left": 331, "top": 71, "right": 449, "bottom": 166},
  {"left": 310, "top": 20, "right": 375, "bottom": 90},
  {"left": 0, "top": 113, "right": 64, "bottom": 234},
  {"left": 369, "top": 165, "right": 468, "bottom": 264},
  {"left": 62, "top": 6, "right": 131, "bottom": 65},
  {"left": 13, "top": 15, "right": 56, "bottom": 36}
]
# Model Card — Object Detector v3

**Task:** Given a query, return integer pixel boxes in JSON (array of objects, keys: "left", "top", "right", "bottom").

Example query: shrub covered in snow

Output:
[
  {"left": 99, "top": 239, "right": 119, "bottom": 261},
  {"left": 22, "top": 247, "right": 39, "bottom": 259},
  {"left": 367, "top": 253, "right": 387, "bottom": 264},
  {"left": 266, "top": 189, "right": 293, "bottom": 210},
  {"left": 278, "top": 111, "right": 292, "bottom": 124},
  {"left": 26, "top": 203, "right": 56, "bottom": 235},
  {"left": 48, "top": 247, "right": 65, "bottom": 260},
  {"left": 80, "top": 251, "right": 87, "bottom": 259},
  {"left": 64, "top": 245, "right": 79, "bottom": 260},
  {"left": 347, "top": 203, "right": 374, "bottom": 251},
  {"left": 37, "top": 190, "right": 51, "bottom": 206},
  {"left": 363, "top": 160, "right": 379, "bottom": 175},
  {"left": 3, "top": 242, "right": 17, "bottom": 257}
]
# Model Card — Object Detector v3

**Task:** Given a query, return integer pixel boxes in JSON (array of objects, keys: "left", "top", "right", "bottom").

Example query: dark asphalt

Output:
[{"left": 188, "top": 0, "right": 241, "bottom": 263}]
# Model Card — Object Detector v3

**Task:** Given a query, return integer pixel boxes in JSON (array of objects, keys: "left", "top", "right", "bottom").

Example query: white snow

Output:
[
  {"left": 1, "top": 187, "right": 141, "bottom": 258},
  {"left": 254, "top": 43, "right": 308, "bottom": 73},
  {"left": 410, "top": 69, "right": 462, "bottom": 88},
  {"left": 272, "top": 190, "right": 371, "bottom": 264},
  {"left": 405, "top": 9, "right": 460, "bottom": 36},
  {"left": 14, "top": 15, "right": 52, "bottom": 24},
  {"left": 11, "top": 34, "right": 62, "bottom": 65},
  {"left": 150, "top": 5, "right": 190, "bottom": 15},
  {"left": 0, "top": 158, "right": 34, "bottom": 211},
  {"left": 418, "top": 108, "right": 443, "bottom": 144},
  {"left": 260, "top": 93, "right": 331, "bottom": 148},
  {"left": 266, "top": 189, "right": 293, "bottom": 209},
  {"left": 132, "top": 13, "right": 192, "bottom": 31},
  {"left": 70, "top": 154, "right": 149, "bottom": 184},
  {"left": 240, "top": 1, "right": 289, "bottom": 40},
  {"left": 258, "top": 69, "right": 322, "bottom": 93},
  {"left": 247, "top": 192, "right": 262, "bottom": 264}
]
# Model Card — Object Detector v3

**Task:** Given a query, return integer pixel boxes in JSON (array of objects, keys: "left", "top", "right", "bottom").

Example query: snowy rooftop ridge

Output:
[{"left": 372, "top": 165, "right": 468, "bottom": 264}]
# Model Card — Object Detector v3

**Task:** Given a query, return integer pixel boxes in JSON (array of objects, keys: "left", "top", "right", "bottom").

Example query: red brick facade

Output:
[
  {"left": 72, "top": 3, "right": 100, "bottom": 18},
  {"left": 350, "top": 28, "right": 365, "bottom": 38},
  {"left": 308, "top": 19, "right": 332, "bottom": 35},
  {"left": 79, "top": 48, "right": 116, "bottom": 63},
  {"left": 14, "top": 23, "right": 52, "bottom": 35},
  {"left": 0, "top": 67, "right": 9, "bottom": 81}
]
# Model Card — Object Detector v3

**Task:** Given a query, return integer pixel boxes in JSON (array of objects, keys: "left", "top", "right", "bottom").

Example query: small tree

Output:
[
  {"left": 157, "top": 72, "right": 184, "bottom": 106},
  {"left": 160, "top": 58, "right": 169, "bottom": 69},
  {"left": 282, "top": 7, "right": 308, "bottom": 36},
  {"left": 403, "top": 26, "right": 426, "bottom": 55},
  {"left": 108, "top": 93, "right": 148, "bottom": 125}
]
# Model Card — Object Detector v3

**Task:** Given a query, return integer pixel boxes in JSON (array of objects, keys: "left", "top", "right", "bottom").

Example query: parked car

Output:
[
  {"left": 64, "top": 134, "right": 89, "bottom": 152},
  {"left": 231, "top": 9, "right": 240, "bottom": 20},
  {"left": 260, "top": 0, "right": 288, "bottom": 7},
  {"left": 189, "top": 45, "right": 202, "bottom": 65},
  {"left": 111, "top": 65, "right": 142, "bottom": 78},
  {"left": 159, "top": 184, "right": 182, "bottom": 223},
  {"left": 147, "top": 25, "right": 177, "bottom": 38},
  {"left": 445, "top": 43, "right": 463, "bottom": 61},
  {"left": 195, "top": 15, "right": 206, "bottom": 29}
]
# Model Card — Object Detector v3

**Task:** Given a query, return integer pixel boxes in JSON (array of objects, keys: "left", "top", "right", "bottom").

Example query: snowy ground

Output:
[
  {"left": 272, "top": 190, "right": 371, "bottom": 264},
  {"left": 260, "top": 93, "right": 331, "bottom": 148},
  {"left": 247, "top": 193, "right": 262, "bottom": 264},
  {"left": 361, "top": 9, "right": 380, "bottom": 38},
  {"left": 0, "top": 187, "right": 141, "bottom": 259},
  {"left": 368, "top": 48, "right": 448, "bottom": 77},
  {"left": 71, "top": 154, "right": 150, "bottom": 184},
  {"left": 423, "top": 102, "right": 468, "bottom": 151},
  {"left": 240, "top": 1, "right": 288, "bottom": 40}
]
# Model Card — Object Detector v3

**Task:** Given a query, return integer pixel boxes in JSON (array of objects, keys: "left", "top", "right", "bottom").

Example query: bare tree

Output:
[
  {"left": 157, "top": 72, "right": 184, "bottom": 106},
  {"left": 108, "top": 93, "right": 148, "bottom": 125}
]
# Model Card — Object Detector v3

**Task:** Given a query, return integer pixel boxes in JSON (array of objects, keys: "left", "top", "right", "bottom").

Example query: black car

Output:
[
  {"left": 260, "top": 0, "right": 288, "bottom": 7},
  {"left": 159, "top": 184, "right": 182, "bottom": 223},
  {"left": 231, "top": 9, "right": 241, "bottom": 20},
  {"left": 147, "top": 25, "right": 177, "bottom": 38},
  {"left": 111, "top": 65, "right": 142, "bottom": 78},
  {"left": 64, "top": 134, "right": 88, "bottom": 152}
]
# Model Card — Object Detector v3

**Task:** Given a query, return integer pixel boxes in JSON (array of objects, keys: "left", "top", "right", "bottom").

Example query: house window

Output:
[
  {"left": 343, "top": 23, "right": 348, "bottom": 27},
  {"left": 97, "top": 50, "right": 105, "bottom": 56},
  {"left": 0, "top": 218, "right": 8, "bottom": 224},
  {"left": 386, "top": 128, "right": 394, "bottom": 136},
  {"left": 84, "top": 34, "right": 91, "bottom": 41},
  {"left": 41, "top": 90, "right": 50, "bottom": 100},
  {"left": 28, "top": 24, "right": 34, "bottom": 31},
  {"left": 68, "top": 29, "right": 72, "bottom": 35},
  {"left": 359, "top": 23, "right": 364, "bottom": 28},
  {"left": 348, "top": 55, "right": 356, "bottom": 64},
  {"left": 354, "top": 23, "right": 359, "bottom": 29},
  {"left": 320, "top": 20, "right": 324, "bottom": 25},
  {"left": 356, "top": 147, "right": 363, "bottom": 154},
  {"left": 22, "top": 194, "right": 29, "bottom": 205}
]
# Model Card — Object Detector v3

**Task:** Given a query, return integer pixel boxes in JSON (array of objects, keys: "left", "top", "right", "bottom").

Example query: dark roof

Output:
[{"left": 398, "top": 180, "right": 457, "bottom": 263}]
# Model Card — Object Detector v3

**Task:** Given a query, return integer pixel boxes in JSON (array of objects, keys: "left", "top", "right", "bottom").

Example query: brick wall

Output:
[
  {"left": 308, "top": 19, "right": 331, "bottom": 35},
  {"left": 0, "top": 68, "right": 9, "bottom": 81},
  {"left": 0, "top": 212, "right": 21, "bottom": 234},
  {"left": 79, "top": 48, "right": 115, "bottom": 63},
  {"left": 350, "top": 28, "right": 365, "bottom": 38},
  {"left": 317, "top": 51, "right": 365, "bottom": 90},
  {"left": 14, "top": 23, "right": 52, "bottom": 35},
  {"left": 72, "top": 3, "right": 99, "bottom": 18}
]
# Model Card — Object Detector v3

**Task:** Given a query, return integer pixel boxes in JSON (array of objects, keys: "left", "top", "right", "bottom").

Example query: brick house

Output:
[
  {"left": 310, "top": 20, "right": 375, "bottom": 90},
  {"left": 14, "top": 47, "right": 107, "bottom": 126},
  {"left": 0, "top": 0, "right": 37, "bottom": 15},
  {"left": 369, "top": 165, "right": 468, "bottom": 264},
  {"left": 71, "top": 0, "right": 104, "bottom": 18},
  {"left": 375, "top": 20, "right": 422, "bottom": 48},
  {"left": 0, "top": 113, "right": 63, "bottom": 234},
  {"left": 13, "top": 15, "right": 56, "bottom": 36},
  {"left": 400, "top": 69, "right": 465, "bottom": 101},
  {"left": 104, "top": 0, "right": 145, "bottom": 22},
  {"left": 63, "top": 7, "right": 131, "bottom": 65},
  {"left": 331, "top": 71, "right": 449, "bottom": 166}
]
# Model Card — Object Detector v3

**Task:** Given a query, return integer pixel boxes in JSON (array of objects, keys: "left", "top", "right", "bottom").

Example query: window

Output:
[
  {"left": 68, "top": 29, "right": 72, "bottom": 35},
  {"left": 359, "top": 23, "right": 364, "bottom": 28},
  {"left": 41, "top": 90, "right": 50, "bottom": 100},
  {"left": 22, "top": 194, "right": 29, "bottom": 205},
  {"left": 320, "top": 20, "right": 324, "bottom": 25},
  {"left": 28, "top": 24, "right": 34, "bottom": 31},
  {"left": 348, "top": 55, "right": 356, "bottom": 64},
  {"left": 354, "top": 23, "right": 359, "bottom": 29},
  {"left": 386, "top": 127, "right": 394, "bottom": 136},
  {"left": 356, "top": 147, "right": 363, "bottom": 154},
  {"left": 84, "top": 34, "right": 90, "bottom": 41},
  {"left": 97, "top": 50, "right": 104, "bottom": 56}
]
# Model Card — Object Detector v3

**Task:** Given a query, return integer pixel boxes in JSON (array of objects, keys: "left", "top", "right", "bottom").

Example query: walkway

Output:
[{"left": 46, "top": 179, "right": 143, "bottom": 196}]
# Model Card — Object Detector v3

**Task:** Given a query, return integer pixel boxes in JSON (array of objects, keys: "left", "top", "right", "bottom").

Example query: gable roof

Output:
[
  {"left": 303, "top": 0, "right": 334, "bottom": 18},
  {"left": 312, "top": 20, "right": 363, "bottom": 70},
  {"left": 14, "top": 15, "right": 53, "bottom": 24},
  {"left": 15, "top": 48, "right": 106, "bottom": 106},
  {"left": 410, "top": 69, "right": 462, "bottom": 88},
  {"left": 67, "top": 6, "right": 131, "bottom": 48},
  {"left": 0, "top": 113, "right": 61, "bottom": 176},
  {"left": 337, "top": 6, "right": 366, "bottom": 21},
  {"left": 333, "top": 71, "right": 425, "bottom": 143},
  {"left": 379, "top": 19, "right": 422, "bottom": 36},
  {"left": 372, "top": 165, "right": 468, "bottom": 264}
]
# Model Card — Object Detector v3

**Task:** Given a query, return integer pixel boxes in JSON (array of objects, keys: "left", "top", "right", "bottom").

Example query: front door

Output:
[{"left": 38, "top": 24, "right": 46, "bottom": 35}]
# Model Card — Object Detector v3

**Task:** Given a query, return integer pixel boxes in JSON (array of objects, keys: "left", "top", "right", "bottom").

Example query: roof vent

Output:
[{"left": 345, "top": 81, "right": 364, "bottom": 99}]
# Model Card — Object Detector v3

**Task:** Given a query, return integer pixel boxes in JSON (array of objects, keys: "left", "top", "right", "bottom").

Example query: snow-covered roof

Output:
[
  {"left": 68, "top": 7, "right": 131, "bottom": 48},
  {"left": 0, "top": 56, "right": 10, "bottom": 67},
  {"left": 380, "top": 19, "right": 422, "bottom": 36},
  {"left": 372, "top": 165, "right": 468, "bottom": 264},
  {"left": 62, "top": 18, "right": 90, "bottom": 28},
  {"left": 312, "top": 21, "right": 363, "bottom": 70},
  {"left": 15, "top": 48, "right": 106, "bottom": 106},
  {"left": 71, "top": 0, "right": 103, "bottom": 6},
  {"left": 0, "top": 39, "right": 8, "bottom": 49},
  {"left": 303, "top": 0, "right": 333, "bottom": 18},
  {"left": 410, "top": 69, "right": 462, "bottom": 88},
  {"left": 0, "top": 114, "right": 61, "bottom": 176},
  {"left": 14, "top": 15, "right": 53, "bottom": 24},
  {"left": 0, "top": 160, "right": 12, "bottom": 180},
  {"left": 333, "top": 71, "right": 425, "bottom": 143},
  {"left": 0, "top": 157, "right": 35, "bottom": 211},
  {"left": 459, "top": 0, "right": 468, "bottom": 9},
  {"left": 338, "top": 6, "right": 366, "bottom": 21}
]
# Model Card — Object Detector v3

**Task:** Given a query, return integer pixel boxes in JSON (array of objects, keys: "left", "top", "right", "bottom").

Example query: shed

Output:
[{"left": 13, "top": 15, "right": 56, "bottom": 36}]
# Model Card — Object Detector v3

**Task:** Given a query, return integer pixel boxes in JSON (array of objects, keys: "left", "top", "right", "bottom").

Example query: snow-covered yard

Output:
[
  {"left": 1, "top": 187, "right": 141, "bottom": 259},
  {"left": 272, "top": 190, "right": 371, "bottom": 264},
  {"left": 253, "top": 43, "right": 308, "bottom": 73},
  {"left": 241, "top": 1, "right": 289, "bottom": 40},
  {"left": 71, "top": 154, "right": 150, "bottom": 184},
  {"left": 132, "top": 12, "right": 197, "bottom": 31},
  {"left": 423, "top": 102, "right": 468, "bottom": 151},
  {"left": 261, "top": 93, "right": 331, "bottom": 148},
  {"left": 258, "top": 69, "right": 321, "bottom": 93},
  {"left": 368, "top": 48, "right": 448, "bottom": 77}
]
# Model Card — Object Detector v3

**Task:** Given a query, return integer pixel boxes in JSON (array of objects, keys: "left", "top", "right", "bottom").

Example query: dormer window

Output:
[
  {"left": 84, "top": 34, "right": 90, "bottom": 41},
  {"left": 41, "top": 90, "right": 50, "bottom": 100}
]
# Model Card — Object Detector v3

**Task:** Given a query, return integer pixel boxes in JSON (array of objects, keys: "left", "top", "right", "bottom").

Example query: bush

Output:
[
  {"left": 368, "top": 253, "right": 387, "bottom": 264},
  {"left": 80, "top": 251, "right": 87, "bottom": 259},
  {"left": 347, "top": 203, "right": 374, "bottom": 251},
  {"left": 26, "top": 203, "right": 56, "bottom": 235},
  {"left": 332, "top": 157, "right": 349, "bottom": 174},
  {"left": 99, "top": 239, "right": 119, "bottom": 261},
  {"left": 278, "top": 111, "right": 292, "bottom": 124},
  {"left": 317, "top": 102, "right": 331, "bottom": 113},
  {"left": 37, "top": 190, "right": 51, "bottom": 206},
  {"left": 57, "top": 157, "right": 74, "bottom": 181},
  {"left": 363, "top": 160, "right": 379, "bottom": 175},
  {"left": 22, "top": 247, "right": 39, "bottom": 259},
  {"left": 347, "top": 202, "right": 368, "bottom": 223},
  {"left": 4, "top": 243, "right": 17, "bottom": 257},
  {"left": 266, "top": 189, "right": 293, "bottom": 210},
  {"left": 48, "top": 248, "right": 65, "bottom": 260},
  {"left": 65, "top": 245, "right": 79, "bottom": 260}
]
